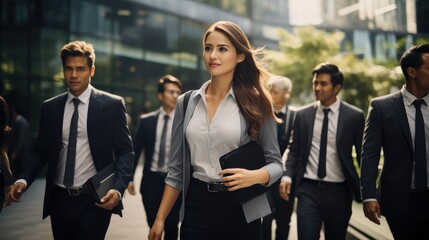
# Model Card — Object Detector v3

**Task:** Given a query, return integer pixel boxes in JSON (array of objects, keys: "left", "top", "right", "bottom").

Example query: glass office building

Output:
[{"left": 1, "top": 0, "right": 427, "bottom": 132}]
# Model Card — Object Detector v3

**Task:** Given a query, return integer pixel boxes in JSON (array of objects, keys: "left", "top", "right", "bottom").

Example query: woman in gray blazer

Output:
[{"left": 149, "top": 21, "right": 283, "bottom": 240}]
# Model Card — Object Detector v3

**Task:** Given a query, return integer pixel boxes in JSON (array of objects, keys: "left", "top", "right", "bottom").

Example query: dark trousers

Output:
[
  {"left": 386, "top": 190, "right": 429, "bottom": 240},
  {"left": 180, "top": 178, "right": 261, "bottom": 240},
  {"left": 261, "top": 179, "right": 296, "bottom": 240},
  {"left": 50, "top": 186, "right": 112, "bottom": 240},
  {"left": 141, "top": 171, "right": 181, "bottom": 240},
  {"left": 296, "top": 179, "right": 352, "bottom": 240}
]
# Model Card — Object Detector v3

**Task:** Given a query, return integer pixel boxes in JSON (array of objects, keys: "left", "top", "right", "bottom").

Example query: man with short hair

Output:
[
  {"left": 361, "top": 43, "right": 429, "bottom": 239},
  {"left": 262, "top": 75, "right": 297, "bottom": 240},
  {"left": 8, "top": 40, "right": 134, "bottom": 240},
  {"left": 128, "top": 74, "right": 182, "bottom": 240},
  {"left": 282, "top": 63, "right": 364, "bottom": 240}
]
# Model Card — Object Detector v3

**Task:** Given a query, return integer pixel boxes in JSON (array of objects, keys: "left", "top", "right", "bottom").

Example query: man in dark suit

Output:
[
  {"left": 262, "top": 75, "right": 297, "bottom": 240},
  {"left": 127, "top": 75, "right": 182, "bottom": 240},
  {"left": 282, "top": 63, "right": 364, "bottom": 240},
  {"left": 7, "top": 41, "right": 134, "bottom": 240},
  {"left": 361, "top": 43, "right": 429, "bottom": 239}
]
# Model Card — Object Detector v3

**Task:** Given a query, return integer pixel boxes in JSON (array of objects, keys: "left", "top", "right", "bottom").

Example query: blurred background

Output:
[{"left": 1, "top": 0, "right": 428, "bottom": 134}]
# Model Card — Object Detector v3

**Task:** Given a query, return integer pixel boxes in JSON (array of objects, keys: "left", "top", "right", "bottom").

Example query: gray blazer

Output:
[{"left": 166, "top": 90, "right": 283, "bottom": 223}]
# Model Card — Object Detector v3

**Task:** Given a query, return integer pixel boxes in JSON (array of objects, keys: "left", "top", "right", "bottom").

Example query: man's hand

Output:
[
  {"left": 96, "top": 189, "right": 120, "bottom": 210},
  {"left": 279, "top": 181, "right": 291, "bottom": 201},
  {"left": 127, "top": 182, "right": 136, "bottom": 195},
  {"left": 8, "top": 182, "right": 27, "bottom": 203},
  {"left": 363, "top": 201, "right": 381, "bottom": 225}
]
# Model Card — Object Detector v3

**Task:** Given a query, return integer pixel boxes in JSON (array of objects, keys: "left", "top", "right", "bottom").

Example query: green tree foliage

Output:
[{"left": 265, "top": 26, "right": 403, "bottom": 113}]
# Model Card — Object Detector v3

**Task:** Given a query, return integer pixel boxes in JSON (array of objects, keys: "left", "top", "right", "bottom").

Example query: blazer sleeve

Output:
[
  {"left": 284, "top": 110, "right": 302, "bottom": 178},
  {"left": 111, "top": 98, "right": 135, "bottom": 194},
  {"left": 361, "top": 99, "right": 383, "bottom": 200},
  {"left": 165, "top": 94, "right": 186, "bottom": 190},
  {"left": 259, "top": 117, "right": 283, "bottom": 186},
  {"left": 131, "top": 119, "right": 145, "bottom": 176}
]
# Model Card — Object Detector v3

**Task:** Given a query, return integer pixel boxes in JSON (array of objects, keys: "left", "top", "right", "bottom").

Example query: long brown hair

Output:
[{"left": 203, "top": 21, "right": 278, "bottom": 139}]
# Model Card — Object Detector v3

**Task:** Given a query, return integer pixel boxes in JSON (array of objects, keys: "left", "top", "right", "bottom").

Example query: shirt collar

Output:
[
  {"left": 196, "top": 80, "right": 236, "bottom": 101},
  {"left": 159, "top": 107, "right": 175, "bottom": 118},
  {"left": 318, "top": 98, "right": 340, "bottom": 113},
  {"left": 401, "top": 85, "right": 429, "bottom": 106},
  {"left": 67, "top": 84, "right": 92, "bottom": 105},
  {"left": 275, "top": 105, "right": 287, "bottom": 115}
]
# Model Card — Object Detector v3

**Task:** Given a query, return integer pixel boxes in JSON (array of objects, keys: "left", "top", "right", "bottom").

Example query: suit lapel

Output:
[
  {"left": 337, "top": 102, "right": 345, "bottom": 145},
  {"left": 147, "top": 111, "right": 160, "bottom": 156},
  {"left": 87, "top": 88, "right": 102, "bottom": 166},
  {"left": 391, "top": 92, "right": 413, "bottom": 151},
  {"left": 55, "top": 94, "right": 68, "bottom": 151},
  {"left": 306, "top": 104, "right": 317, "bottom": 154}
]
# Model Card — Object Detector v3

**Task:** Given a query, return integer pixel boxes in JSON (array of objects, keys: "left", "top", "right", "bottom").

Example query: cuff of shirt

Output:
[
  {"left": 363, "top": 198, "right": 377, "bottom": 203},
  {"left": 281, "top": 176, "right": 292, "bottom": 183},
  {"left": 15, "top": 179, "right": 28, "bottom": 187},
  {"left": 114, "top": 190, "right": 122, "bottom": 199}
]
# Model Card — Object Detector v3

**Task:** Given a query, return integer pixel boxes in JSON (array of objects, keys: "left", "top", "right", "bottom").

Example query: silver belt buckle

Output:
[{"left": 67, "top": 188, "right": 80, "bottom": 196}]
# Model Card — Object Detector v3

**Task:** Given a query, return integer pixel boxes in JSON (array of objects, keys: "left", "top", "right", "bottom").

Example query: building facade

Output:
[{"left": 1, "top": 0, "right": 427, "bottom": 132}]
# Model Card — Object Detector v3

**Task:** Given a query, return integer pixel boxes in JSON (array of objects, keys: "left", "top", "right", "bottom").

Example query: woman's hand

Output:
[
  {"left": 148, "top": 219, "right": 165, "bottom": 240},
  {"left": 219, "top": 168, "right": 269, "bottom": 191}
]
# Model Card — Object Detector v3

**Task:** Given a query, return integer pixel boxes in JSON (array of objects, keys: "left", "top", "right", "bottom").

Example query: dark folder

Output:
[
  {"left": 219, "top": 141, "right": 268, "bottom": 204},
  {"left": 83, "top": 162, "right": 116, "bottom": 203}
]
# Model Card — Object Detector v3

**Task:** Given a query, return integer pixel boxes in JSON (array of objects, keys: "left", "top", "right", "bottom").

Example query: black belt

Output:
[
  {"left": 303, "top": 178, "right": 345, "bottom": 187},
  {"left": 192, "top": 178, "right": 228, "bottom": 192},
  {"left": 149, "top": 171, "right": 168, "bottom": 178},
  {"left": 54, "top": 185, "right": 85, "bottom": 196}
]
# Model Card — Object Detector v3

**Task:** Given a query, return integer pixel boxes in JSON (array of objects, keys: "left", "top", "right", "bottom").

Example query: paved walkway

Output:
[{"left": 0, "top": 163, "right": 392, "bottom": 240}]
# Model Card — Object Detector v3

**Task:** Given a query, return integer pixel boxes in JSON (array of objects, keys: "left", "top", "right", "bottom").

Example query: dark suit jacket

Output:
[
  {"left": 361, "top": 91, "right": 416, "bottom": 218},
  {"left": 132, "top": 109, "right": 160, "bottom": 193},
  {"left": 278, "top": 106, "right": 297, "bottom": 155},
  {"left": 1, "top": 151, "right": 14, "bottom": 186},
  {"left": 20, "top": 87, "right": 134, "bottom": 218},
  {"left": 285, "top": 101, "right": 364, "bottom": 201}
]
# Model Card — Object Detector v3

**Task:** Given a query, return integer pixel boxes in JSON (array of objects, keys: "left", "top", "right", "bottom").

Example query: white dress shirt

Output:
[
  {"left": 186, "top": 81, "right": 241, "bottom": 183},
  {"left": 55, "top": 85, "right": 97, "bottom": 188},
  {"left": 150, "top": 108, "right": 175, "bottom": 173},
  {"left": 304, "top": 99, "right": 345, "bottom": 182},
  {"left": 401, "top": 86, "right": 429, "bottom": 189}
]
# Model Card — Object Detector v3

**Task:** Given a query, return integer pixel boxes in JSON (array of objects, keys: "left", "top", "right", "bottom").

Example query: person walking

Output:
[
  {"left": 262, "top": 75, "right": 297, "bottom": 240},
  {"left": 361, "top": 43, "right": 429, "bottom": 239},
  {"left": 7, "top": 40, "right": 134, "bottom": 240},
  {"left": 282, "top": 63, "right": 364, "bottom": 240},
  {"left": 148, "top": 21, "right": 283, "bottom": 240},
  {"left": 128, "top": 74, "right": 182, "bottom": 240}
]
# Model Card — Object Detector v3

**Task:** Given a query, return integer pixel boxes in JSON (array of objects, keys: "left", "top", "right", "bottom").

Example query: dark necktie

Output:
[
  {"left": 318, "top": 108, "right": 330, "bottom": 179},
  {"left": 158, "top": 115, "right": 170, "bottom": 169},
  {"left": 275, "top": 111, "right": 285, "bottom": 137},
  {"left": 64, "top": 98, "right": 80, "bottom": 188},
  {"left": 413, "top": 99, "right": 427, "bottom": 190}
]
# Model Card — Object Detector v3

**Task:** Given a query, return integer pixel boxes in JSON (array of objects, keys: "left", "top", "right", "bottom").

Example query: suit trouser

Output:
[
  {"left": 261, "top": 179, "right": 296, "bottom": 240},
  {"left": 141, "top": 171, "right": 181, "bottom": 240},
  {"left": 50, "top": 186, "right": 112, "bottom": 240},
  {"left": 385, "top": 190, "right": 429, "bottom": 240},
  {"left": 296, "top": 179, "right": 352, "bottom": 240},
  {"left": 180, "top": 177, "right": 261, "bottom": 240}
]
